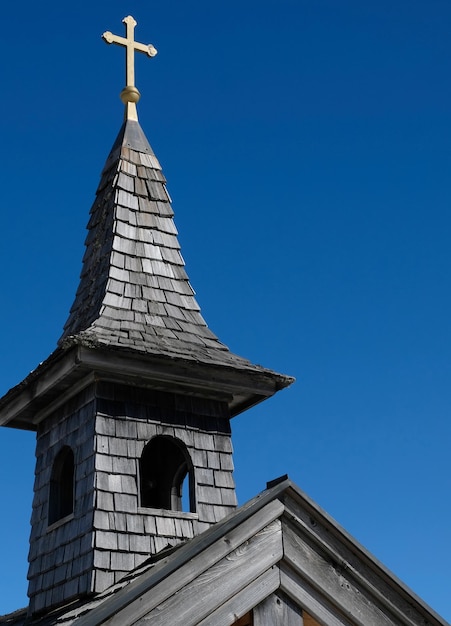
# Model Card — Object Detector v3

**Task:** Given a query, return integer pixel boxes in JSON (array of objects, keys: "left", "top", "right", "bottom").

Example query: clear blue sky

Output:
[{"left": 1, "top": 0, "right": 450, "bottom": 620}]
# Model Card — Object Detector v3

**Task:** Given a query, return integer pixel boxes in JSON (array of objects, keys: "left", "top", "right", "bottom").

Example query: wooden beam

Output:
[
  {"left": 82, "top": 500, "right": 284, "bottom": 626},
  {"left": 135, "top": 521, "right": 282, "bottom": 626},
  {"left": 283, "top": 522, "right": 404, "bottom": 626},
  {"left": 197, "top": 567, "right": 279, "bottom": 626},
  {"left": 303, "top": 612, "right": 322, "bottom": 626},
  {"left": 253, "top": 592, "right": 304, "bottom": 625},
  {"left": 280, "top": 566, "right": 350, "bottom": 626},
  {"left": 282, "top": 494, "right": 438, "bottom": 626}
]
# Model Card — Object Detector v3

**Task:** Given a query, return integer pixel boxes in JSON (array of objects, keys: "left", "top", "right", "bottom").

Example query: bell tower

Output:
[{"left": 0, "top": 16, "right": 293, "bottom": 617}]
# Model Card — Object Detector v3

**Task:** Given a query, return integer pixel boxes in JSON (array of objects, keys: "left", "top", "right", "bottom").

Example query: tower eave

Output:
[{"left": 0, "top": 344, "right": 294, "bottom": 430}]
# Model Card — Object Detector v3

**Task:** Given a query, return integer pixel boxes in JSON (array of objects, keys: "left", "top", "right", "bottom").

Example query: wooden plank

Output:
[
  {"left": 283, "top": 522, "right": 400, "bottom": 626},
  {"left": 119, "top": 160, "right": 137, "bottom": 176},
  {"left": 116, "top": 189, "right": 139, "bottom": 210},
  {"left": 117, "top": 172, "right": 134, "bottom": 192},
  {"left": 197, "top": 566, "right": 279, "bottom": 626},
  {"left": 253, "top": 592, "right": 303, "bottom": 626},
  {"left": 135, "top": 521, "right": 283, "bottom": 626},
  {"left": 91, "top": 500, "right": 284, "bottom": 626},
  {"left": 303, "top": 612, "right": 322, "bottom": 626},
  {"left": 280, "top": 567, "right": 351, "bottom": 626},
  {"left": 283, "top": 493, "right": 446, "bottom": 626},
  {"left": 134, "top": 177, "right": 148, "bottom": 197}
]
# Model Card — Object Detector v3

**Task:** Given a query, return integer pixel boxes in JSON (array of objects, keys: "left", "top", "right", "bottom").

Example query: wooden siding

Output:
[
  {"left": 95, "top": 501, "right": 284, "bottom": 626},
  {"left": 282, "top": 489, "right": 443, "bottom": 626},
  {"left": 18, "top": 480, "right": 448, "bottom": 625},
  {"left": 28, "top": 387, "right": 97, "bottom": 614},
  {"left": 253, "top": 592, "right": 303, "bottom": 625},
  {"left": 133, "top": 521, "right": 283, "bottom": 626},
  {"left": 27, "top": 379, "right": 239, "bottom": 614},
  {"left": 197, "top": 569, "right": 279, "bottom": 626},
  {"left": 303, "top": 612, "right": 323, "bottom": 626}
]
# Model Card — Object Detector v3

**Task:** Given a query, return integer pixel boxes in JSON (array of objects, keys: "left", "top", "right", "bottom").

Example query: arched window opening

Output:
[
  {"left": 139, "top": 436, "right": 194, "bottom": 512},
  {"left": 48, "top": 446, "right": 74, "bottom": 525}
]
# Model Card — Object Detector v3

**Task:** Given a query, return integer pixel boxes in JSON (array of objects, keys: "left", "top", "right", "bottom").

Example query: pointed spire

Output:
[
  {"left": 0, "top": 17, "right": 293, "bottom": 432},
  {"left": 59, "top": 118, "right": 252, "bottom": 370},
  {"left": 102, "top": 16, "right": 157, "bottom": 121},
  {"left": 60, "top": 17, "right": 248, "bottom": 368},
  {"left": 56, "top": 17, "right": 294, "bottom": 407}
]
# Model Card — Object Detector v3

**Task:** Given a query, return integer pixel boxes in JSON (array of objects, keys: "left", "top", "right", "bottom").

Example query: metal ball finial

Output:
[{"left": 120, "top": 86, "right": 141, "bottom": 104}]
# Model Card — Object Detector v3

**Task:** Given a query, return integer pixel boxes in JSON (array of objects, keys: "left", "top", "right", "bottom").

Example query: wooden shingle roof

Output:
[{"left": 59, "top": 119, "right": 268, "bottom": 371}]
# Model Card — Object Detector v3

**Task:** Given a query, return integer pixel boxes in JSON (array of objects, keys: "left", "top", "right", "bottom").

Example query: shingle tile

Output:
[{"left": 58, "top": 119, "right": 284, "bottom": 378}]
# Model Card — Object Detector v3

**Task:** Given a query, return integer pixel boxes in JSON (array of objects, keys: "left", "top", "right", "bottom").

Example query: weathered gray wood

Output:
[
  {"left": 303, "top": 613, "right": 323, "bottom": 626},
  {"left": 95, "top": 500, "right": 284, "bottom": 626},
  {"left": 26, "top": 385, "right": 98, "bottom": 614},
  {"left": 283, "top": 521, "right": 400, "bottom": 626},
  {"left": 135, "top": 521, "right": 282, "bottom": 626},
  {"left": 197, "top": 484, "right": 224, "bottom": 505},
  {"left": 117, "top": 172, "right": 134, "bottom": 192},
  {"left": 21, "top": 474, "right": 451, "bottom": 625},
  {"left": 283, "top": 493, "right": 438, "bottom": 626},
  {"left": 120, "top": 160, "right": 137, "bottom": 176},
  {"left": 197, "top": 567, "right": 280, "bottom": 626},
  {"left": 134, "top": 177, "right": 148, "bottom": 197},
  {"left": 280, "top": 567, "right": 351, "bottom": 626},
  {"left": 0, "top": 121, "right": 293, "bottom": 427},
  {"left": 253, "top": 592, "right": 303, "bottom": 626},
  {"left": 155, "top": 515, "right": 176, "bottom": 536},
  {"left": 117, "top": 188, "right": 139, "bottom": 210}
]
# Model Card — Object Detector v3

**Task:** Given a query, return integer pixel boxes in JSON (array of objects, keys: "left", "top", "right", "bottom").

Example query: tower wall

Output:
[
  {"left": 91, "top": 382, "right": 237, "bottom": 592},
  {"left": 28, "top": 387, "right": 96, "bottom": 614},
  {"left": 27, "top": 381, "right": 237, "bottom": 614}
]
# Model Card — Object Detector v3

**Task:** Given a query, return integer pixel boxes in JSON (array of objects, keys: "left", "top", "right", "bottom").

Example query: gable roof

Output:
[{"left": 2, "top": 478, "right": 446, "bottom": 626}]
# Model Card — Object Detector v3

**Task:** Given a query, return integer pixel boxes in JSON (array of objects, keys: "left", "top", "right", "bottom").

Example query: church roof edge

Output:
[
  {"left": 0, "top": 343, "right": 294, "bottom": 430},
  {"left": 1, "top": 477, "right": 446, "bottom": 626}
]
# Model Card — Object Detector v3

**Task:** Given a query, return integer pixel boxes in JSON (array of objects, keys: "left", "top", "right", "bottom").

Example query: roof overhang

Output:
[{"left": 0, "top": 345, "right": 294, "bottom": 430}]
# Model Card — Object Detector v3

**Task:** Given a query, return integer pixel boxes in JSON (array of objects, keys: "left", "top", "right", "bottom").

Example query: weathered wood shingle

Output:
[{"left": 59, "top": 119, "right": 267, "bottom": 372}]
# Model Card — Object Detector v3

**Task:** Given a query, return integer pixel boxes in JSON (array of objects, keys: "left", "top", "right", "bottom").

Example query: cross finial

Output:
[{"left": 102, "top": 16, "right": 157, "bottom": 121}]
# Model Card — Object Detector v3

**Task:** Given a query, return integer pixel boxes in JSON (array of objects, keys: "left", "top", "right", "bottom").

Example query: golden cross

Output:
[{"left": 102, "top": 16, "right": 157, "bottom": 121}]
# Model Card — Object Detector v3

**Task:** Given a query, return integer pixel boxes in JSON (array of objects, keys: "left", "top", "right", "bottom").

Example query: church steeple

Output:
[
  {"left": 61, "top": 16, "right": 269, "bottom": 378},
  {"left": 0, "top": 17, "right": 293, "bottom": 617},
  {"left": 59, "top": 113, "right": 257, "bottom": 371}
]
